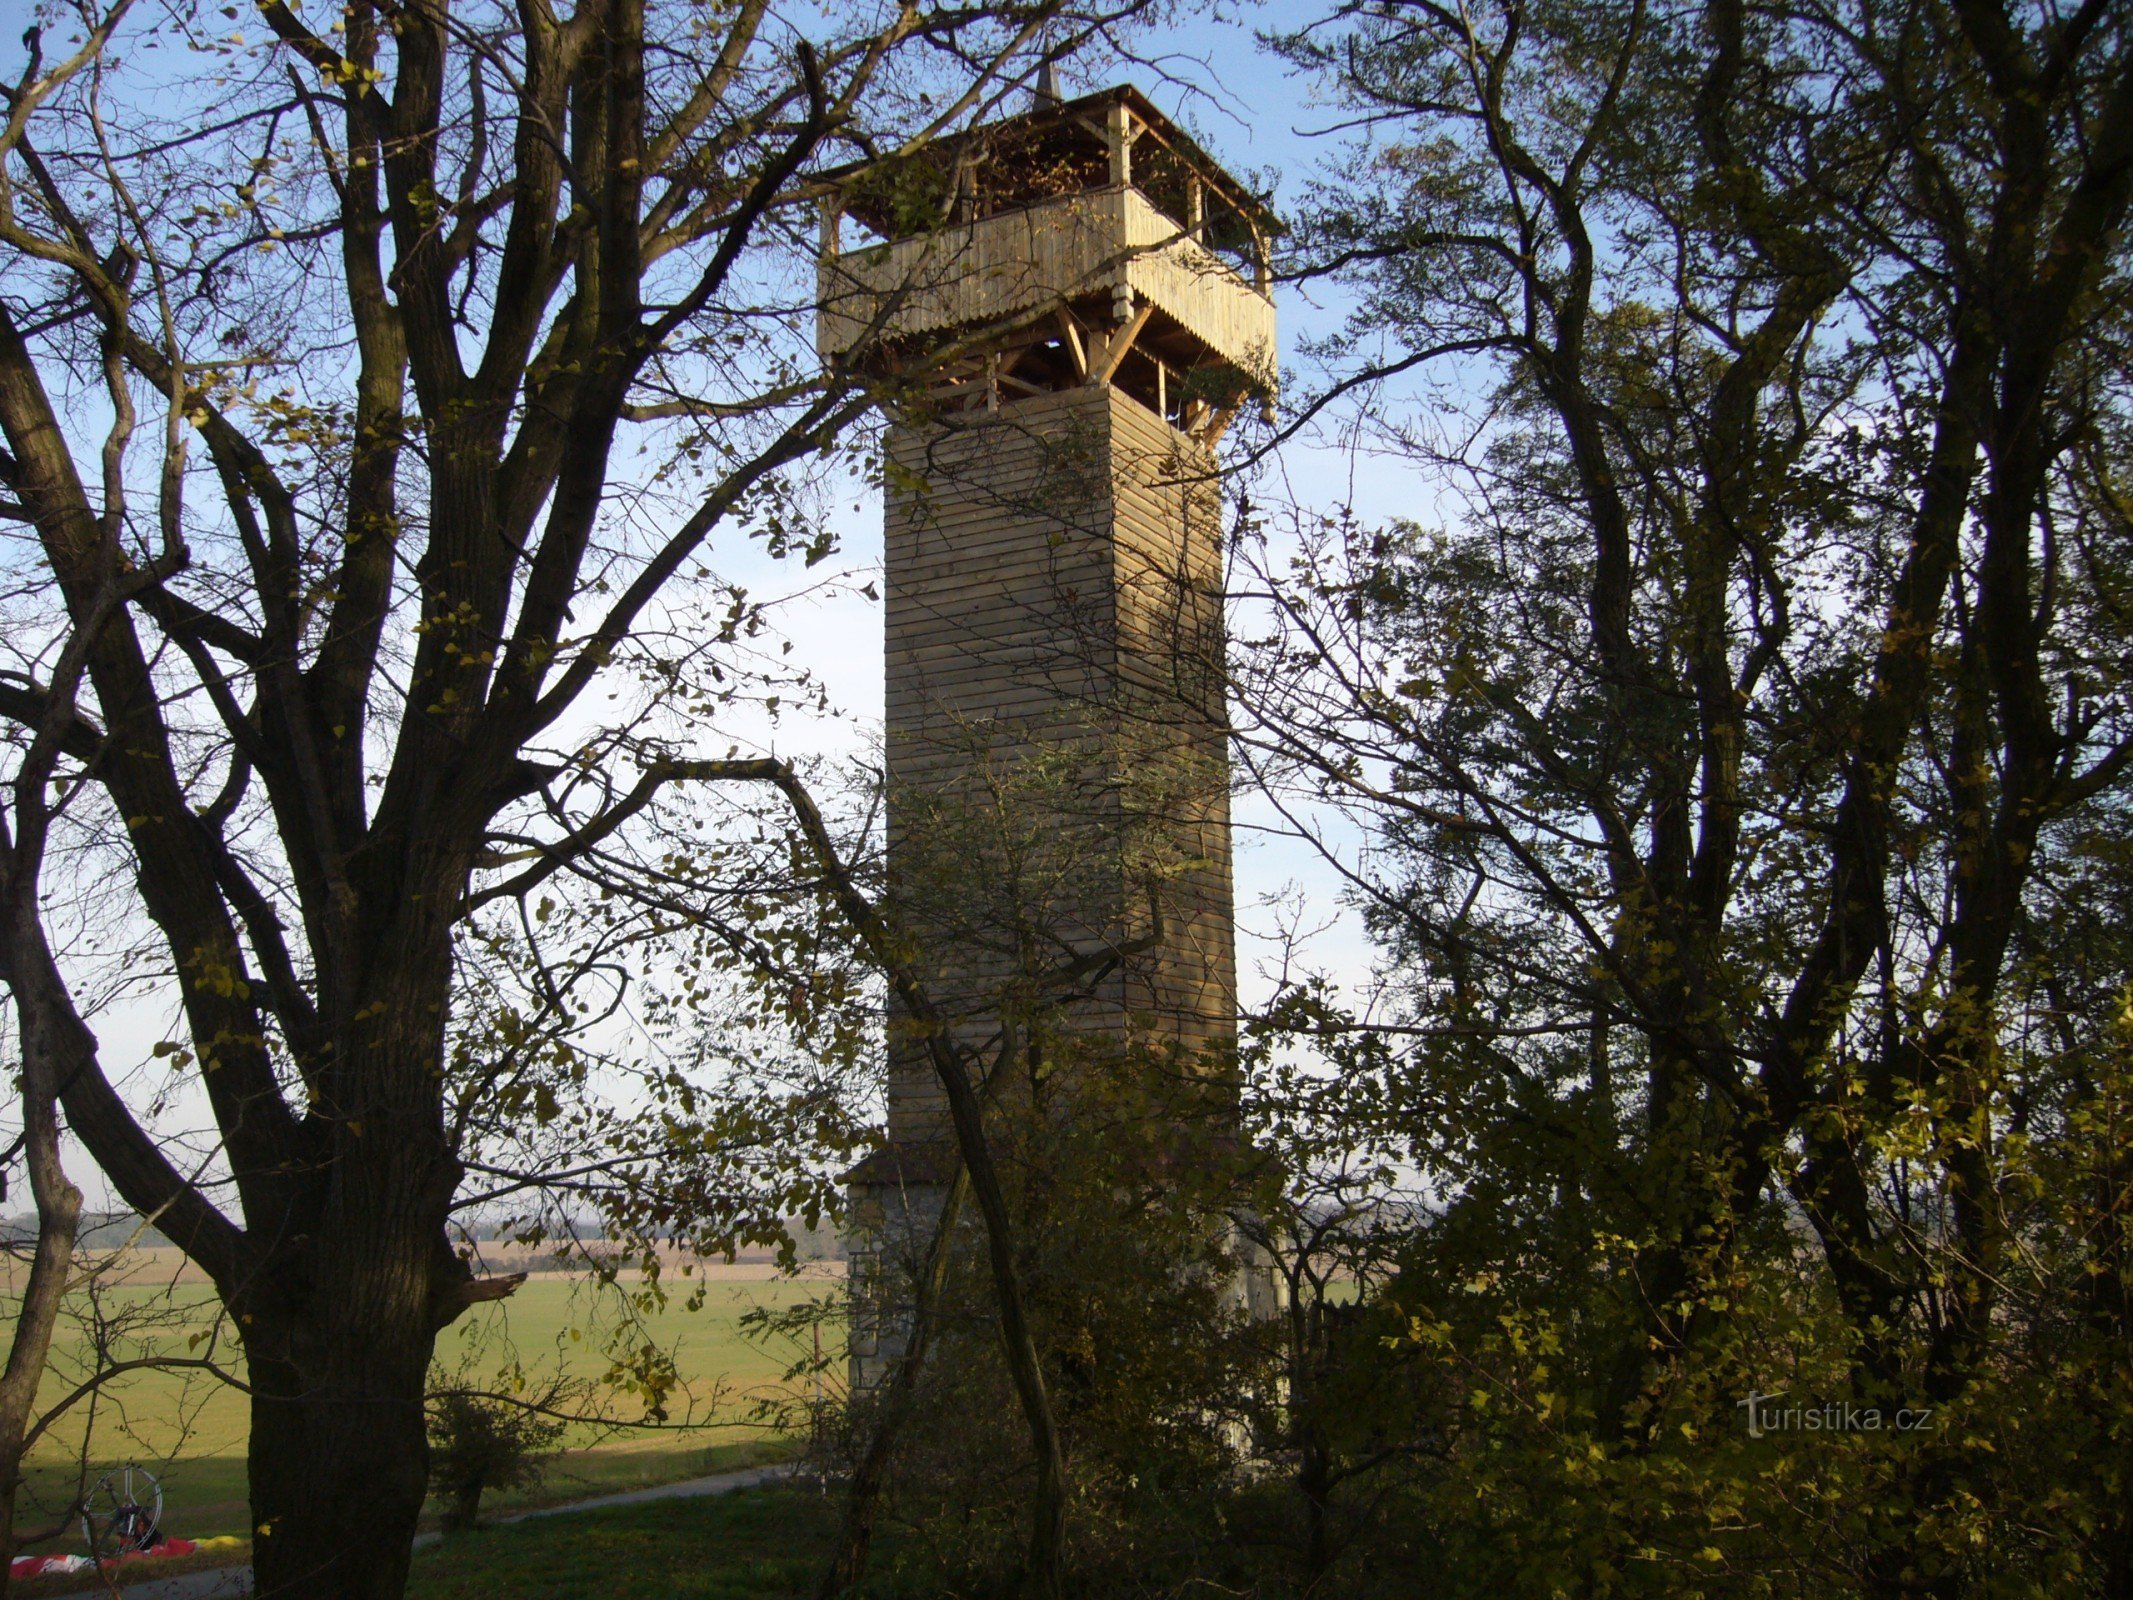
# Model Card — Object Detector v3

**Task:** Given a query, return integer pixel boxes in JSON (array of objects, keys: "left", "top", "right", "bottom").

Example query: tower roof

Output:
[{"left": 816, "top": 83, "right": 1282, "bottom": 246}]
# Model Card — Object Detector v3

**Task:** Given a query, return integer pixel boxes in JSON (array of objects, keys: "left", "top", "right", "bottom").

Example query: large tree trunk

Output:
[
  {"left": 26, "top": 981, "right": 483, "bottom": 1600},
  {"left": 244, "top": 1322, "right": 435, "bottom": 1599},
  {"left": 237, "top": 985, "right": 479, "bottom": 1599},
  {"left": 241, "top": 1184, "right": 465, "bottom": 1597}
]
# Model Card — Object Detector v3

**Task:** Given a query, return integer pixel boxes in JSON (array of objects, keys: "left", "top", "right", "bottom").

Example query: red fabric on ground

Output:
[
  {"left": 10, "top": 1538, "right": 199, "bottom": 1578},
  {"left": 9, "top": 1553, "right": 89, "bottom": 1577}
]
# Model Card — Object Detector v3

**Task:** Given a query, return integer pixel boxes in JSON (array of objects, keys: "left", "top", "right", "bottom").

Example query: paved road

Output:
[{"left": 68, "top": 1464, "right": 793, "bottom": 1600}]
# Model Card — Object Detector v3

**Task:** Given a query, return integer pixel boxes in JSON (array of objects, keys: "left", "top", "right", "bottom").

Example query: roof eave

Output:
[{"left": 812, "top": 82, "right": 1284, "bottom": 240}]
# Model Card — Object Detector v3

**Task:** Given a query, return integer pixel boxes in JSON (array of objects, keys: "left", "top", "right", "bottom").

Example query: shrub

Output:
[{"left": 426, "top": 1392, "right": 565, "bottom": 1532}]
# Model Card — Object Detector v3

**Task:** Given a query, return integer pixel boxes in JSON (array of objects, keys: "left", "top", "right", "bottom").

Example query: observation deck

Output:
[{"left": 816, "top": 84, "right": 1278, "bottom": 440}]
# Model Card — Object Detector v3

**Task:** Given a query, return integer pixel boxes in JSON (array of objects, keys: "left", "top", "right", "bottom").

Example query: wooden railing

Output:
[{"left": 817, "top": 185, "right": 1275, "bottom": 382}]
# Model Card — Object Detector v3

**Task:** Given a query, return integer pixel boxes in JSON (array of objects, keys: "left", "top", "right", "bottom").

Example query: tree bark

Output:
[
  {"left": 235, "top": 967, "right": 475, "bottom": 1598},
  {"left": 0, "top": 944, "right": 88, "bottom": 1599},
  {"left": 244, "top": 1323, "right": 434, "bottom": 1598}
]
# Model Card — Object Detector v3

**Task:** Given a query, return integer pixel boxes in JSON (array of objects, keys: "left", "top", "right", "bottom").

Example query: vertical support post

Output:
[
  {"left": 820, "top": 195, "right": 842, "bottom": 259},
  {"left": 1186, "top": 177, "right": 1204, "bottom": 243},
  {"left": 1106, "top": 97, "right": 1133, "bottom": 189}
]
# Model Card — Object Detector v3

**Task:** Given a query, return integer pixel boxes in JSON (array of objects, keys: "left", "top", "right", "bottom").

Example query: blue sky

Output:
[{"left": 1, "top": 0, "right": 1428, "bottom": 1211}]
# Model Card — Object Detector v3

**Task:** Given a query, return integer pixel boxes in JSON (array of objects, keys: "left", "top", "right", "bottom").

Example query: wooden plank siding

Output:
[
  {"left": 819, "top": 186, "right": 1275, "bottom": 386},
  {"left": 880, "top": 385, "right": 1235, "bottom": 1143}
]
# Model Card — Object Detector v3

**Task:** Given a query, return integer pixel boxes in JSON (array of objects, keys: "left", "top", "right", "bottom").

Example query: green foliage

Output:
[
  {"left": 427, "top": 1393, "right": 567, "bottom": 1534},
  {"left": 844, "top": 1032, "right": 1272, "bottom": 1595},
  {"left": 1218, "top": 0, "right": 2133, "bottom": 1593},
  {"left": 840, "top": 155, "right": 960, "bottom": 243},
  {"left": 1226, "top": 998, "right": 2133, "bottom": 1598}
]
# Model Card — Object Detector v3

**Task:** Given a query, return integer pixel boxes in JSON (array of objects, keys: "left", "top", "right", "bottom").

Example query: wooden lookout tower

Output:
[{"left": 818, "top": 85, "right": 1278, "bottom": 1386}]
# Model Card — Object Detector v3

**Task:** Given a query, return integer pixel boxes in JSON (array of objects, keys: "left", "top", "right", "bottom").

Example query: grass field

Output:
[
  {"left": 8, "top": 1256, "right": 841, "bottom": 1553},
  {"left": 404, "top": 1486, "right": 841, "bottom": 1600}
]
